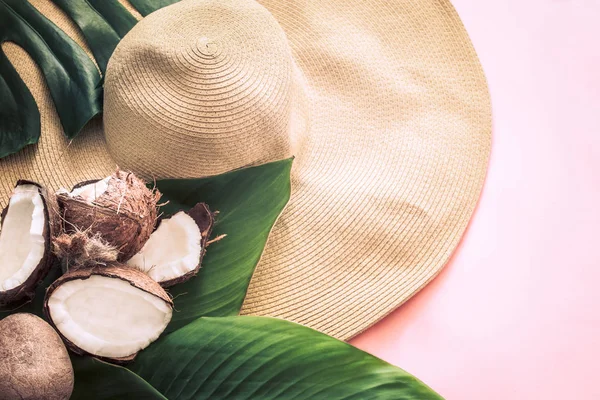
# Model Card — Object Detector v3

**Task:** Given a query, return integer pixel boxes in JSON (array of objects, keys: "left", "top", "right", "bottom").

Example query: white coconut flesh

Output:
[
  {"left": 47, "top": 275, "right": 172, "bottom": 358},
  {"left": 127, "top": 211, "right": 202, "bottom": 283},
  {"left": 64, "top": 177, "right": 110, "bottom": 203},
  {"left": 0, "top": 185, "right": 46, "bottom": 292}
]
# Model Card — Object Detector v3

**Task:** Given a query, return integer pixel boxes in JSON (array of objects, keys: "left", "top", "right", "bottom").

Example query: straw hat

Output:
[{"left": 0, "top": 0, "right": 491, "bottom": 340}]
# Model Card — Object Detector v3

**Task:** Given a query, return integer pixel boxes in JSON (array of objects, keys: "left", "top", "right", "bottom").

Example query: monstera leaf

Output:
[
  {"left": 51, "top": 0, "right": 137, "bottom": 73},
  {"left": 129, "top": 0, "right": 180, "bottom": 17},
  {"left": 49, "top": 0, "right": 180, "bottom": 67},
  {"left": 0, "top": 0, "right": 102, "bottom": 158},
  {"left": 0, "top": 0, "right": 190, "bottom": 158},
  {"left": 0, "top": 0, "right": 175, "bottom": 159}
]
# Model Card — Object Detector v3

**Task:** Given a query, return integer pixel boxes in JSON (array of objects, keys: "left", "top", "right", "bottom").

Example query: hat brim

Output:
[{"left": 0, "top": 0, "right": 491, "bottom": 340}]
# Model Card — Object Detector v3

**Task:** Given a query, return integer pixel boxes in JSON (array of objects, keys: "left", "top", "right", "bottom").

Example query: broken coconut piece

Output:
[
  {"left": 57, "top": 170, "right": 161, "bottom": 261},
  {"left": 44, "top": 264, "right": 173, "bottom": 363},
  {"left": 127, "top": 203, "right": 214, "bottom": 287},
  {"left": 0, "top": 181, "right": 57, "bottom": 307}
]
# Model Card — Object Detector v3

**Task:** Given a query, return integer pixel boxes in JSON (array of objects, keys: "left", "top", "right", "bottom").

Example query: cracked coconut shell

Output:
[
  {"left": 57, "top": 170, "right": 161, "bottom": 262},
  {"left": 44, "top": 264, "right": 173, "bottom": 364},
  {"left": 128, "top": 202, "right": 215, "bottom": 287},
  {"left": 0, "top": 313, "right": 74, "bottom": 400},
  {"left": 0, "top": 181, "right": 59, "bottom": 307}
]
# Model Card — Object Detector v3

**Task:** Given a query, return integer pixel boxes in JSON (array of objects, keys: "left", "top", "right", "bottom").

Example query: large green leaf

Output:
[
  {"left": 131, "top": 316, "right": 443, "bottom": 400},
  {"left": 128, "top": 0, "right": 180, "bottom": 17},
  {"left": 0, "top": 0, "right": 102, "bottom": 158},
  {"left": 0, "top": 160, "right": 296, "bottom": 399},
  {"left": 155, "top": 158, "right": 293, "bottom": 333},
  {"left": 0, "top": 0, "right": 184, "bottom": 159},
  {"left": 71, "top": 357, "right": 167, "bottom": 400},
  {"left": 52, "top": 0, "right": 138, "bottom": 74}
]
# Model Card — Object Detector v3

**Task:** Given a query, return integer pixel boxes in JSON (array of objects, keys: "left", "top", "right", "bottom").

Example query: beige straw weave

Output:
[{"left": 0, "top": 0, "right": 491, "bottom": 340}]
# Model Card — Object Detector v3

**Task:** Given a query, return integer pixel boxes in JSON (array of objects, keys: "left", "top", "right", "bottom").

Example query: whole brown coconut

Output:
[
  {"left": 57, "top": 170, "right": 161, "bottom": 261},
  {"left": 0, "top": 313, "right": 74, "bottom": 400}
]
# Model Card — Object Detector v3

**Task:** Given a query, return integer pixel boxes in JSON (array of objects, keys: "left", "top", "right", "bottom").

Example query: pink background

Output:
[{"left": 350, "top": 1, "right": 600, "bottom": 399}]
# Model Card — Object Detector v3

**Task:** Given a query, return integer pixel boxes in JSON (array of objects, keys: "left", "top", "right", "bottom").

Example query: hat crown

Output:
[{"left": 104, "top": 0, "right": 296, "bottom": 178}]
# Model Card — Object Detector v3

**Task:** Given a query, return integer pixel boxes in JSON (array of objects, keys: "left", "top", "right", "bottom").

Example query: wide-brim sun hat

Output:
[{"left": 0, "top": 0, "right": 491, "bottom": 340}]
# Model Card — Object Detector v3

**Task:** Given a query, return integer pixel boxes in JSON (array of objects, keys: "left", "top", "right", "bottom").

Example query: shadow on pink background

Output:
[{"left": 350, "top": 1, "right": 600, "bottom": 399}]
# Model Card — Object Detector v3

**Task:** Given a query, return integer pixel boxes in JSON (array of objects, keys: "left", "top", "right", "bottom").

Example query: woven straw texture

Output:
[{"left": 0, "top": 0, "right": 491, "bottom": 340}]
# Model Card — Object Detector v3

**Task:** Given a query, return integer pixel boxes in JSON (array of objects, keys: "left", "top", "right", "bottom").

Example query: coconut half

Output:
[
  {"left": 127, "top": 203, "right": 215, "bottom": 287},
  {"left": 44, "top": 264, "right": 173, "bottom": 363},
  {"left": 0, "top": 181, "right": 56, "bottom": 307},
  {"left": 57, "top": 170, "right": 161, "bottom": 261}
]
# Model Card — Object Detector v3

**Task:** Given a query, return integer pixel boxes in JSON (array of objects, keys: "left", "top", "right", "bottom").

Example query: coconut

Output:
[
  {"left": 57, "top": 170, "right": 161, "bottom": 261},
  {"left": 0, "top": 313, "right": 74, "bottom": 400},
  {"left": 0, "top": 181, "right": 58, "bottom": 307},
  {"left": 127, "top": 203, "right": 215, "bottom": 287},
  {"left": 44, "top": 264, "right": 173, "bottom": 363}
]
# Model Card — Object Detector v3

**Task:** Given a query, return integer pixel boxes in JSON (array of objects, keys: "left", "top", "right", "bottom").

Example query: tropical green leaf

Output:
[
  {"left": 71, "top": 356, "right": 167, "bottom": 400},
  {"left": 128, "top": 0, "right": 180, "bottom": 17},
  {"left": 131, "top": 316, "right": 443, "bottom": 400},
  {"left": 0, "top": 160, "right": 296, "bottom": 399},
  {"left": 155, "top": 158, "right": 293, "bottom": 333},
  {"left": 0, "top": 0, "right": 178, "bottom": 159},
  {"left": 0, "top": 0, "right": 102, "bottom": 158},
  {"left": 52, "top": 0, "right": 138, "bottom": 74}
]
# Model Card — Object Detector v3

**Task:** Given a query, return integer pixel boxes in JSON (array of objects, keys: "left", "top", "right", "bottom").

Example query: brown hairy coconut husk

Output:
[
  {"left": 0, "top": 313, "right": 74, "bottom": 400},
  {"left": 0, "top": 181, "right": 58, "bottom": 307},
  {"left": 44, "top": 264, "right": 173, "bottom": 364},
  {"left": 57, "top": 170, "right": 161, "bottom": 262},
  {"left": 127, "top": 203, "right": 216, "bottom": 287},
  {"left": 53, "top": 230, "right": 119, "bottom": 272}
]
